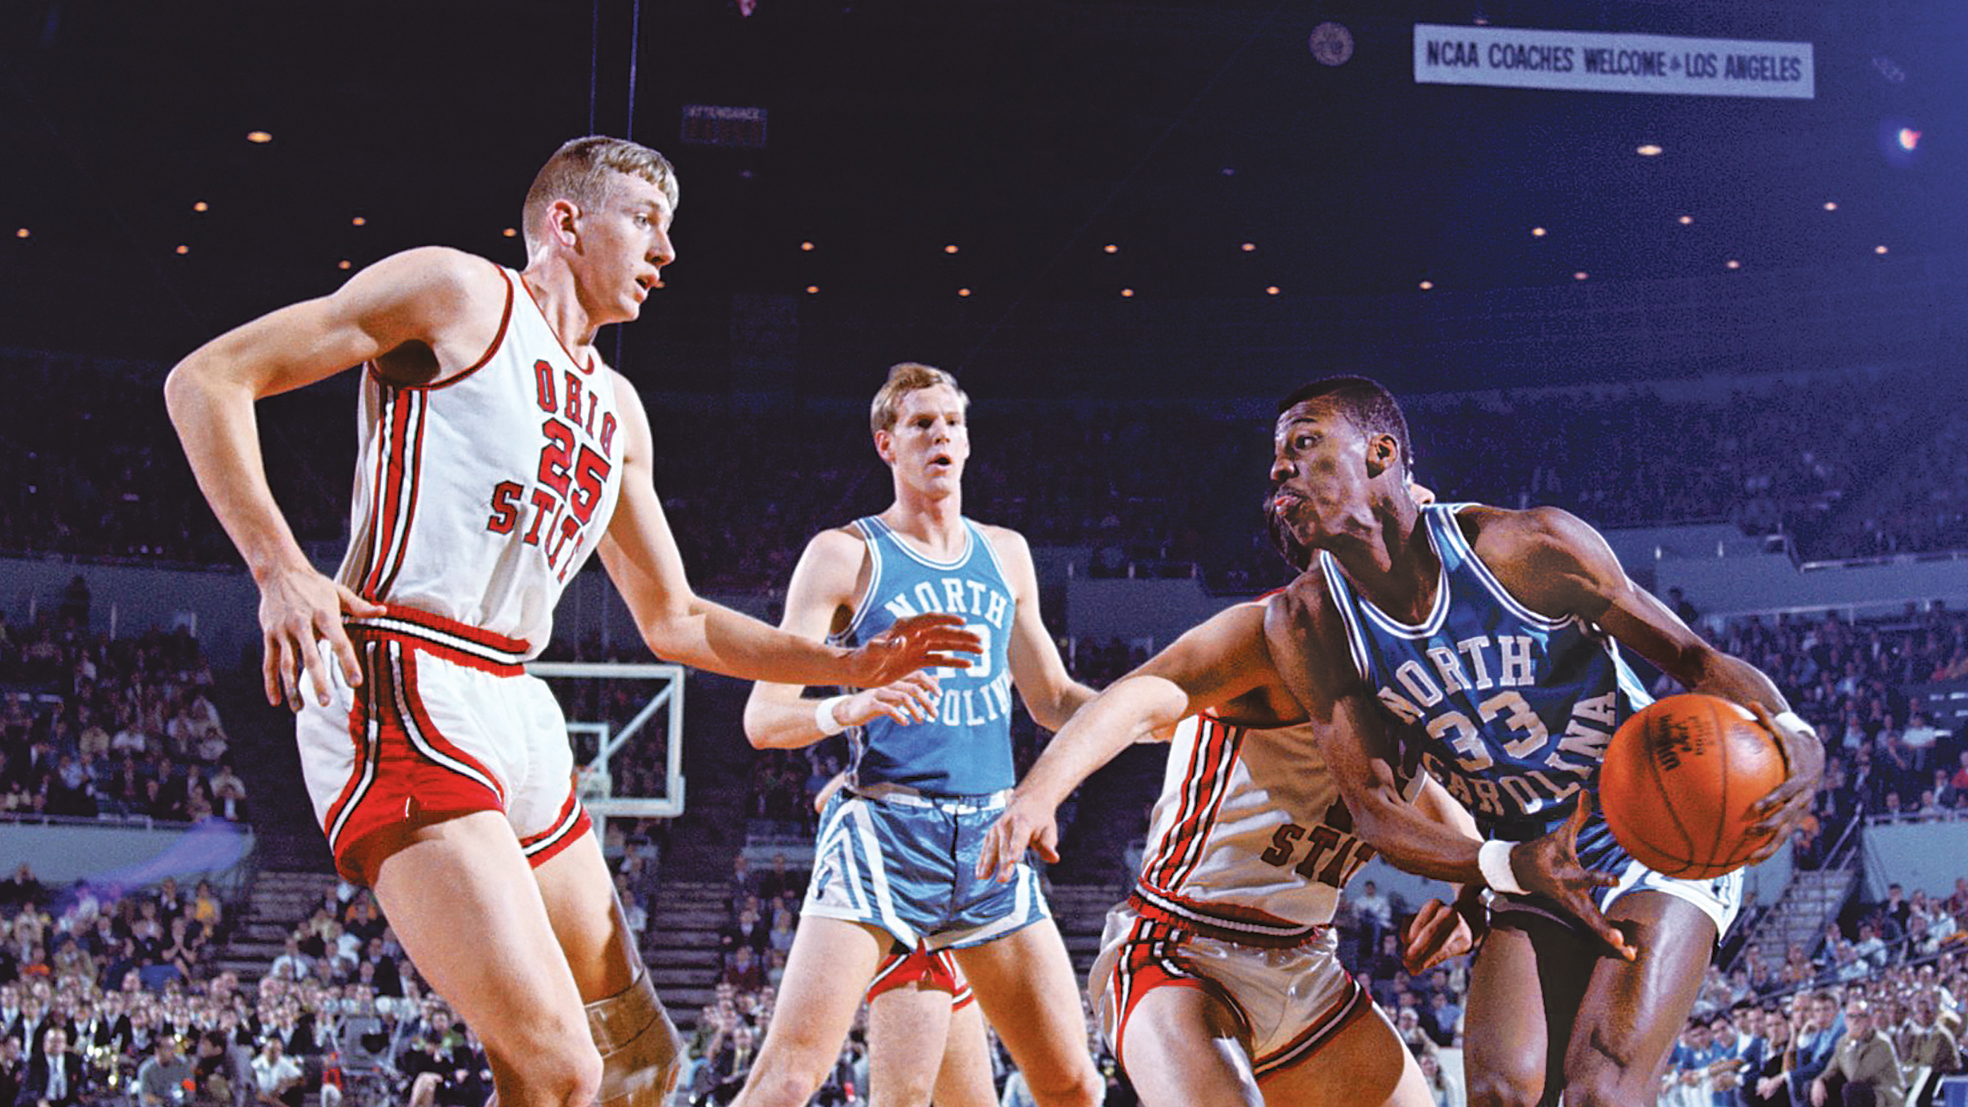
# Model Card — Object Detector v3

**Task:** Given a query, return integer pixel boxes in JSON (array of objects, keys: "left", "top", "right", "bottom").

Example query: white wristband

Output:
[
  {"left": 814, "top": 695, "right": 851, "bottom": 737},
  {"left": 1774, "top": 710, "right": 1814, "bottom": 739},
  {"left": 1477, "top": 839, "right": 1526, "bottom": 896}
]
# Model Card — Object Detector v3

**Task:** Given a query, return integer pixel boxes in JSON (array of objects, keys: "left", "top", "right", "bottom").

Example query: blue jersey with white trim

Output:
[
  {"left": 1318, "top": 504, "right": 1652, "bottom": 871},
  {"left": 832, "top": 516, "right": 1018, "bottom": 795}
]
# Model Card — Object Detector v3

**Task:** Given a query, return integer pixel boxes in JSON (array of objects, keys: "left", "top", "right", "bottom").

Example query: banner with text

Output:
[{"left": 1414, "top": 24, "right": 1814, "bottom": 99}]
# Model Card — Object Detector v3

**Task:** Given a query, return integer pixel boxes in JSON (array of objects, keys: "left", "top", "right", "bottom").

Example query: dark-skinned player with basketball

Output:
[{"left": 1259, "top": 377, "right": 1823, "bottom": 1107}]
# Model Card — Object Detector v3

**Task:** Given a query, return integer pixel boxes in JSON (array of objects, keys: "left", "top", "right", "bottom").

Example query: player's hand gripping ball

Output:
[{"left": 1600, "top": 693, "right": 1787, "bottom": 879}]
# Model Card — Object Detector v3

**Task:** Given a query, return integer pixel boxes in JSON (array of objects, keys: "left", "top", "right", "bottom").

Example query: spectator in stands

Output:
[
  {"left": 136, "top": 1033, "right": 192, "bottom": 1107},
  {"left": 1787, "top": 991, "right": 1845, "bottom": 1105},
  {"left": 756, "top": 853, "right": 803, "bottom": 904},
  {"left": 248, "top": 1037, "right": 303, "bottom": 1107},
  {"left": 1814, "top": 996, "right": 1904, "bottom": 1107},
  {"left": 1900, "top": 993, "right": 1960, "bottom": 1078},
  {"left": 1745, "top": 1006, "right": 1793, "bottom": 1107}
]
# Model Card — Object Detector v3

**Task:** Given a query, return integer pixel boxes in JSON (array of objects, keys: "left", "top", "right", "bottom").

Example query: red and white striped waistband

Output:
[
  {"left": 1128, "top": 882, "right": 1327, "bottom": 949},
  {"left": 345, "top": 605, "right": 532, "bottom": 677}
]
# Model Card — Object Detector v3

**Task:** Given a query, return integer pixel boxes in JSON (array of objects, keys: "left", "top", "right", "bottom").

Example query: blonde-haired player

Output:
[
  {"left": 166, "top": 137, "right": 975, "bottom": 1107},
  {"left": 735, "top": 363, "right": 1103, "bottom": 1107}
]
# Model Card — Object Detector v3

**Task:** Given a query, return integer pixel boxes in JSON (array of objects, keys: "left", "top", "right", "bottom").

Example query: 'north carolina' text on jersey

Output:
[
  {"left": 1319, "top": 504, "right": 1653, "bottom": 867},
  {"left": 833, "top": 517, "right": 1016, "bottom": 795},
  {"left": 334, "top": 265, "right": 623, "bottom": 659}
]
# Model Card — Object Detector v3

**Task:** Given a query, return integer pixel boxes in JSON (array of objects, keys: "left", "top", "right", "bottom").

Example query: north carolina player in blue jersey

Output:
[
  {"left": 734, "top": 363, "right": 1103, "bottom": 1107},
  {"left": 1260, "top": 377, "right": 1823, "bottom": 1107}
]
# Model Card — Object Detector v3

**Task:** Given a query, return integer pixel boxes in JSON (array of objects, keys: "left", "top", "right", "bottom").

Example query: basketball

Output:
[{"left": 1599, "top": 693, "right": 1788, "bottom": 879}]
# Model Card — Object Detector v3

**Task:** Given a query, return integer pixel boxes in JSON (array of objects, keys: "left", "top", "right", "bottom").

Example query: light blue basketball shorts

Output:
[{"left": 802, "top": 786, "right": 1053, "bottom": 950}]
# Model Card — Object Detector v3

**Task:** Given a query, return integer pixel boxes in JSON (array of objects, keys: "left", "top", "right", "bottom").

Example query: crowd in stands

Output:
[
  {"left": 11, "top": 349, "right": 1968, "bottom": 591},
  {"left": 0, "top": 602, "right": 246, "bottom": 827},
  {"left": 1658, "top": 873, "right": 1968, "bottom": 1107},
  {"left": 0, "top": 864, "right": 514, "bottom": 1107}
]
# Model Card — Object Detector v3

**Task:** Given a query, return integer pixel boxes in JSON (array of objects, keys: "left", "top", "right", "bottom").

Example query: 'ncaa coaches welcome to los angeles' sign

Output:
[{"left": 1414, "top": 24, "right": 1814, "bottom": 99}]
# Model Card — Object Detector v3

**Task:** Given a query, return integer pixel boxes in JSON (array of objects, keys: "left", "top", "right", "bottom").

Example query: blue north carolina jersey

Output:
[
  {"left": 1319, "top": 503, "right": 1654, "bottom": 873},
  {"left": 832, "top": 516, "right": 1018, "bottom": 795}
]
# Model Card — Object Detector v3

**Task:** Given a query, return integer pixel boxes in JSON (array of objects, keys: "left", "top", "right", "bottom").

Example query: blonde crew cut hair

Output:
[
  {"left": 870, "top": 362, "right": 970, "bottom": 436},
  {"left": 522, "top": 136, "right": 679, "bottom": 253}
]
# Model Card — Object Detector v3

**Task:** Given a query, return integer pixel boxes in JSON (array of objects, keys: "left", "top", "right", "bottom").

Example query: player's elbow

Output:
[
  {"left": 162, "top": 359, "right": 212, "bottom": 429},
  {"left": 740, "top": 697, "right": 778, "bottom": 749}
]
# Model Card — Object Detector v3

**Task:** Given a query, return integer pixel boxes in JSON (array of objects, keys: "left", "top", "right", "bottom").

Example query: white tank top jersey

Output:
[
  {"left": 334, "top": 264, "right": 626, "bottom": 658},
  {"left": 1131, "top": 606, "right": 1425, "bottom": 946}
]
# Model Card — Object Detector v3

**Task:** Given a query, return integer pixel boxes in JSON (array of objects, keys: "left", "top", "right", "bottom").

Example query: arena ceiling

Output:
[{"left": 3, "top": 0, "right": 1962, "bottom": 359}]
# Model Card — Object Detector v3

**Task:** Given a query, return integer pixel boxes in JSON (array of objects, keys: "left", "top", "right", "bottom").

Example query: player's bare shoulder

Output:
[
  {"left": 975, "top": 522, "right": 1033, "bottom": 568},
  {"left": 1459, "top": 502, "right": 1623, "bottom": 614},
  {"left": 792, "top": 523, "right": 877, "bottom": 630},
  {"left": 356, "top": 246, "right": 511, "bottom": 381}
]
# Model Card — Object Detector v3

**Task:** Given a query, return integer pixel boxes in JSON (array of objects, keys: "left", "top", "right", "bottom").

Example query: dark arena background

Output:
[{"left": 4, "top": 1, "right": 1967, "bottom": 1104}]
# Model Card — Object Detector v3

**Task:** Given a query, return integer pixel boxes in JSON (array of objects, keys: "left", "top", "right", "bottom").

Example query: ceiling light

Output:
[
  {"left": 1102, "top": 244, "right": 1118, "bottom": 254},
  {"left": 1531, "top": 227, "right": 1547, "bottom": 237},
  {"left": 1726, "top": 259, "right": 1741, "bottom": 270},
  {"left": 1418, "top": 280, "right": 1434, "bottom": 291},
  {"left": 800, "top": 241, "right": 814, "bottom": 251},
  {"left": 246, "top": 131, "right": 272, "bottom": 144},
  {"left": 1265, "top": 286, "right": 1280, "bottom": 296},
  {"left": 943, "top": 244, "right": 958, "bottom": 255},
  {"left": 1678, "top": 215, "right": 1694, "bottom": 225},
  {"left": 192, "top": 201, "right": 209, "bottom": 213},
  {"left": 501, "top": 228, "right": 517, "bottom": 238},
  {"left": 1120, "top": 288, "right": 1134, "bottom": 298},
  {"left": 958, "top": 288, "right": 971, "bottom": 297},
  {"left": 806, "top": 285, "right": 820, "bottom": 293},
  {"left": 1823, "top": 202, "right": 1839, "bottom": 212},
  {"left": 1240, "top": 242, "right": 1256, "bottom": 252},
  {"left": 351, "top": 216, "right": 367, "bottom": 227},
  {"left": 175, "top": 245, "right": 189, "bottom": 255},
  {"left": 1572, "top": 271, "right": 1588, "bottom": 281},
  {"left": 13, "top": 228, "right": 27, "bottom": 239},
  {"left": 1875, "top": 245, "right": 1889, "bottom": 255},
  {"left": 1636, "top": 144, "right": 1663, "bottom": 156},
  {"left": 338, "top": 260, "right": 352, "bottom": 270}
]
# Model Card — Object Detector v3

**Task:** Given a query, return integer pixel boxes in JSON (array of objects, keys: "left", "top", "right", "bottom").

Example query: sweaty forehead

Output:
[
  {"left": 895, "top": 385, "right": 964, "bottom": 417},
  {"left": 1274, "top": 400, "right": 1350, "bottom": 439}
]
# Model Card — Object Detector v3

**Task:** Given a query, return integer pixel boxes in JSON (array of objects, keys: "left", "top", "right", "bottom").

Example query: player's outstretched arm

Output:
[
  {"left": 1263, "top": 578, "right": 1637, "bottom": 959},
  {"left": 1490, "top": 506, "right": 1825, "bottom": 863},
  {"left": 741, "top": 528, "right": 945, "bottom": 750},
  {"left": 163, "top": 247, "right": 496, "bottom": 709},
  {"left": 976, "top": 602, "right": 1277, "bottom": 883},
  {"left": 988, "top": 526, "right": 1096, "bottom": 732},
  {"left": 600, "top": 374, "right": 979, "bottom": 688}
]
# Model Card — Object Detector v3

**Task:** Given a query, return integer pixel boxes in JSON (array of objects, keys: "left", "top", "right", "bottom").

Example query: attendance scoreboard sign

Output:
[{"left": 1414, "top": 24, "right": 1814, "bottom": 99}]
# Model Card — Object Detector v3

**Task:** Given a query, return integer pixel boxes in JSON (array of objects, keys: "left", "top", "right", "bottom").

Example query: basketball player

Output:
[
  {"left": 732, "top": 362, "right": 1103, "bottom": 1107},
  {"left": 976, "top": 575, "right": 1483, "bottom": 1107},
  {"left": 163, "top": 137, "right": 977, "bottom": 1107},
  {"left": 1258, "top": 376, "right": 1823, "bottom": 1107}
]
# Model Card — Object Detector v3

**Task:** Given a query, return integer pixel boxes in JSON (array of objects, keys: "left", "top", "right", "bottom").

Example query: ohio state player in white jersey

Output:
[
  {"left": 165, "top": 136, "right": 976, "bottom": 1107},
  {"left": 981, "top": 588, "right": 1481, "bottom": 1107}
]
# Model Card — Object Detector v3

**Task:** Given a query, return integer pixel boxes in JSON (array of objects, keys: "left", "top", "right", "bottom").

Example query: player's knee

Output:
[
  {"left": 1020, "top": 1057, "right": 1104, "bottom": 1107},
  {"left": 1464, "top": 1067, "right": 1541, "bottom": 1107},
  {"left": 1557, "top": 1059, "right": 1637, "bottom": 1107}
]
